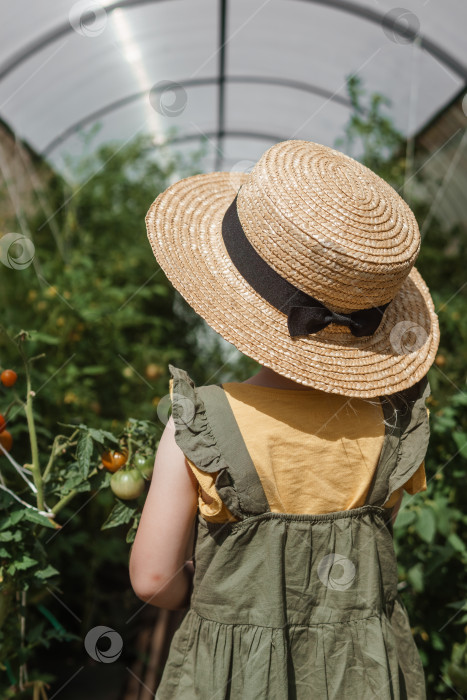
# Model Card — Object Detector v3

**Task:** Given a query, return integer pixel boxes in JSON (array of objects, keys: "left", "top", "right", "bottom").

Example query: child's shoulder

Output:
[{"left": 168, "top": 363, "right": 218, "bottom": 388}]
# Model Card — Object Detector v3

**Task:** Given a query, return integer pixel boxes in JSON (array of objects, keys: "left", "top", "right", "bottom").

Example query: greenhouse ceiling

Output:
[{"left": 0, "top": 0, "right": 466, "bottom": 178}]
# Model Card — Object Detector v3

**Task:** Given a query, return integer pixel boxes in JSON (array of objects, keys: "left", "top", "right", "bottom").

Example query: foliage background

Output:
[{"left": 0, "top": 76, "right": 466, "bottom": 698}]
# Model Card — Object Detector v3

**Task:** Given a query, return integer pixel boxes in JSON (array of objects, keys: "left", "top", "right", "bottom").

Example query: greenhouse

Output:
[{"left": 0, "top": 1, "right": 466, "bottom": 698}]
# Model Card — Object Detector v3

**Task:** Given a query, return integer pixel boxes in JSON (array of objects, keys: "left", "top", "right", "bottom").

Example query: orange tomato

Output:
[
  {"left": 101, "top": 449, "right": 128, "bottom": 473},
  {"left": 0, "top": 430, "right": 13, "bottom": 455},
  {"left": 145, "top": 363, "right": 164, "bottom": 380}
]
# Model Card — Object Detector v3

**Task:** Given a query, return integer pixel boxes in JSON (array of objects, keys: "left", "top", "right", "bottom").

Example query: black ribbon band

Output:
[{"left": 221, "top": 188, "right": 392, "bottom": 338}]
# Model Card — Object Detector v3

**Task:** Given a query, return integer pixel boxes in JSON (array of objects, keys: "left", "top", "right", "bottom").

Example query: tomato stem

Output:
[
  {"left": 19, "top": 341, "right": 44, "bottom": 512},
  {"left": 52, "top": 490, "right": 77, "bottom": 516},
  {"left": 42, "top": 431, "right": 79, "bottom": 482},
  {"left": 28, "top": 353, "right": 46, "bottom": 363},
  {"left": 3, "top": 398, "right": 23, "bottom": 418},
  {"left": 126, "top": 434, "right": 133, "bottom": 466},
  {"left": 52, "top": 467, "right": 98, "bottom": 515}
]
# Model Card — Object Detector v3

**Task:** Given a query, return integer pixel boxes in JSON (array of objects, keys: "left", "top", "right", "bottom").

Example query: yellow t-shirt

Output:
[{"left": 183, "top": 383, "right": 428, "bottom": 522}]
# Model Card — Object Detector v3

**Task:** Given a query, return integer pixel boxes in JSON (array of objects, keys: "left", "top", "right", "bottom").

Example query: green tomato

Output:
[
  {"left": 110, "top": 468, "right": 145, "bottom": 500},
  {"left": 133, "top": 454, "right": 154, "bottom": 479}
]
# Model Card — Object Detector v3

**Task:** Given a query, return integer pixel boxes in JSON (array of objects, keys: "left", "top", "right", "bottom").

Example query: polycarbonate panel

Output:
[
  {"left": 0, "top": 0, "right": 466, "bottom": 178},
  {"left": 225, "top": 82, "right": 351, "bottom": 149},
  {"left": 46, "top": 82, "right": 217, "bottom": 174},
  {"left": 353, "top": 0, "right": 467, "bottom": 67},
  {"left": 0, "top": 0, "right": 81, "bottom": 66},
  {"left": 221, "top": 136, "right": 278, "bottom": 170},
  {"left": 227, "top": 0, "right": 465, "bottom": 140},
  {"left": 0, "top": 0, "right": 218, "bottom": 154}
]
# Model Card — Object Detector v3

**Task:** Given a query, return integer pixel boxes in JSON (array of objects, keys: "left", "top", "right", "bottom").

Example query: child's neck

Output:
[{"left": 242, "top": 366, "right": 316, "bottom": 391}]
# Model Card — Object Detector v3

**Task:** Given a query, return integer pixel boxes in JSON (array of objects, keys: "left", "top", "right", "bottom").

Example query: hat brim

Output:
[{"left": 145, "top": 171, "right": 440, "bottom": 398}]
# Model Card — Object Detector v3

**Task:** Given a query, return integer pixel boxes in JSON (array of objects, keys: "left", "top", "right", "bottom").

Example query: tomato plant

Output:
[
  {"left": 0, "top": 130, "right": 207, "bottom": 696},
  {"left": 110, "top": 469, "right": 145, "bottom": 500},
  {"left": 101, "top": 449, "right": 128, "bottom": 472},
  {"left": 0, "top": 328, "right": 161, "bottom": 696},
  {"left": 0, "top": 369, "right": 18, "bottom": 387}
]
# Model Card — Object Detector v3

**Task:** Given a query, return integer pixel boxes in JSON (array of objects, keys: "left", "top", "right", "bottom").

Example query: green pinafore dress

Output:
[{"left": 155, "top": 364, "right": 431, "bottom": 700}]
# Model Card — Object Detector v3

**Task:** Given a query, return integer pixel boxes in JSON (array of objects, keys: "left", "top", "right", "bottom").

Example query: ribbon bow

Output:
[
  {"left": 287, "top": 300, "right": 390, "bottom": 338},
  {"left": 220, "top": 190, "right": 392, "bottom": 340}
]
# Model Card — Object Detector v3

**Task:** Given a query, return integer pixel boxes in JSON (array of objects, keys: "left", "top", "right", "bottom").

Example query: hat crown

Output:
[{"left": 236, "top": 140, "right": 420, "bottom": 313}]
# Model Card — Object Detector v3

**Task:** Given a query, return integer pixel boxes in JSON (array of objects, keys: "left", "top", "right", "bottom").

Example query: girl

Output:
[{"left": 130, "top": 139, "right": 439, "bottom": 699}]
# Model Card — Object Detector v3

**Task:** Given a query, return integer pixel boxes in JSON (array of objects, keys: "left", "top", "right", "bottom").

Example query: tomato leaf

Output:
[
  {"left": 76, "top": 432, "right": 93, "bottom": 478},
  {"left": 57, "top": 422, "right": 88, "bottom": 430},
  {"left": 126, "top": 513, "right": 141, "bottom": 544},
  {"left": 87, "top": 428, "right": 119, "bottom": 445},
  {"left": 61, "top": 471, "right": 91, "bottom": 494},
  {"left": 394, "top": 509, "right": 416, "bottom": 529},
  {"left": 0, "top": 509, "right": 26, "bottom": 530},
  {"left": 0, "top": 530, "right": 22, "bottom": 542},
  {"left": 448, "top": 532, "right": 466, "bottom": 554},
  {"left": 452, "top": 431, "right": 467, "bottom": 459},
  {"left": 101, "top": 500, "right": 136, "bottom": 530},
  {"left": 14, "top": 554, "right": 39, "bottom": 571},
  {"left": 415, "top": 507, "right": 437, "bottom": 544},
  {"left": 81, "top": 365, "right": 107, "bottom": 375},
  {"left": 100, "top": 430, "right": 120, "bottom": 444},
  {"left": 26, "top": 330, "right": 60, "bottom": 345},
  {"left": 91, "top": 469, "right": 111, "bottom": 491},
  {"left": 407, "top": 562, "right": 425, "bottom": 592},
  {"left": 23, "top": 509, "right": 57, "bottom": 529},
  {"left": 34, "top": 564, "right": 60, "bottom": 580}
]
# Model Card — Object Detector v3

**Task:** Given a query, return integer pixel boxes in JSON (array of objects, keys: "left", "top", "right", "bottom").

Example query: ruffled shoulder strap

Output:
[
  {"left": 168, "top": 364, "right": 270, "bottom": 520},
  {"left": 384, "top": 373, "right": 431, "bottom": 505},
  {"left": 365, "top": 373, "right": 431, "bottom": 509}
]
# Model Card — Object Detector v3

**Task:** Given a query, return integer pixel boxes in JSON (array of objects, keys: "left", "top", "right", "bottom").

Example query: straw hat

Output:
[{"left": 145, "top": 139, "right": 440, "bottom": 399}]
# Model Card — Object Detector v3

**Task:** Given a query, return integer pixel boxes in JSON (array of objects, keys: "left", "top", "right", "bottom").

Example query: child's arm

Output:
[
  {"left": 390, "top": 492, "right": 404, "bottom": 526},
  {"left": 129, "top": 415, "right": 199, "bottom": 610}
]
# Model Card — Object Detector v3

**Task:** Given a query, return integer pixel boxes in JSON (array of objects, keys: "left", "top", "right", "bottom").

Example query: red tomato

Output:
[
  {"left": 0, "top": 430, "right": 13, "bottom": 455},
  {"left": 0, "top": 415, "right": 6, "bottom": 433},
  {"left": 0, "top": 370, "right": 18, "bottom": 388}
]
